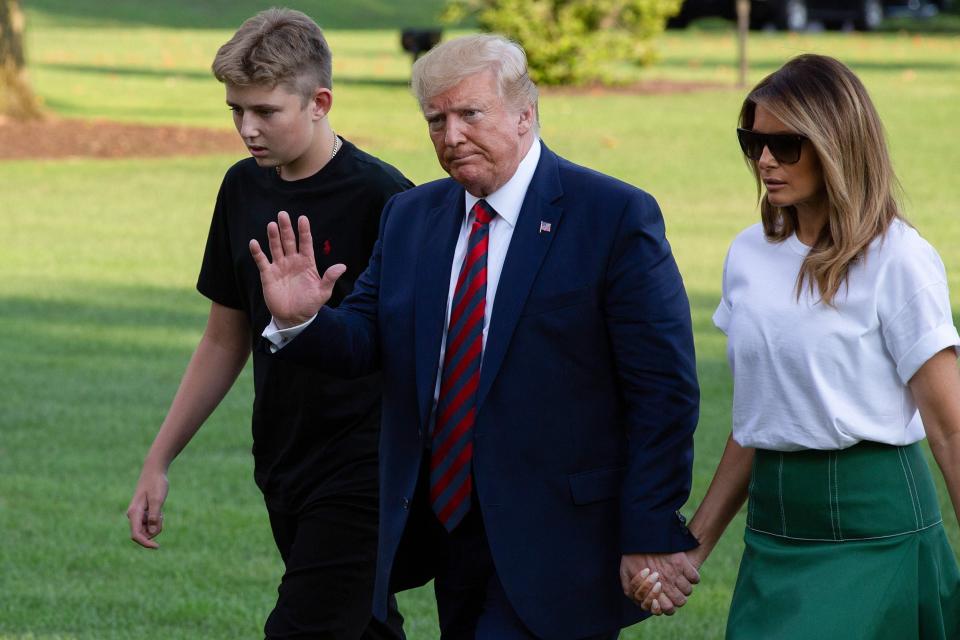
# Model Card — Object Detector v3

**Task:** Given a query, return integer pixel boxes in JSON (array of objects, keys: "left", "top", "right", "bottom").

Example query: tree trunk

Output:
[
  {"left": 1, "top": 0, "right": 43, "bottom": 120},
  {"left": 736, "top": 0, "right": 750, "bottom": 88}
]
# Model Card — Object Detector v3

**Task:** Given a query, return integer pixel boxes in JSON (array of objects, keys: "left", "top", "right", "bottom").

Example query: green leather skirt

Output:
[{"left": 727, "top": 441, "right": 960, "bottom": 640}]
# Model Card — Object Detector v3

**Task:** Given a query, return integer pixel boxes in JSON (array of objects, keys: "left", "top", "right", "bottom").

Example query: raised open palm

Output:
[{"left": 249, "top": 211, "right": 346, "bottom": 328}]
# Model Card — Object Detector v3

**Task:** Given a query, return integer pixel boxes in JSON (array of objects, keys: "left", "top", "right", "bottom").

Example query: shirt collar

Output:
[{"left": 463, "top": 138, "right": 541, "bottom": 228}]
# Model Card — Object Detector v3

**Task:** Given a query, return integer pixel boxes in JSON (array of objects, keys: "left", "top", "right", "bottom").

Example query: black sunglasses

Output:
[{"left": 737, "top": 128, "right": 807, "bottom": 165}]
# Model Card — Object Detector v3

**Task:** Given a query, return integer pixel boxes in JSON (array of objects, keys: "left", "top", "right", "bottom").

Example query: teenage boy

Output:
[{"left": 125, "top": 9, "right": 410, "bottom": 639}]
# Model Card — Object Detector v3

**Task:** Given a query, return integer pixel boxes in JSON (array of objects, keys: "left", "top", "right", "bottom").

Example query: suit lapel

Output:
[
  {"left": 477, "top": 145, "right": 564, "bottom": 408},
  {"left": 414, "top": 184, "right": 464, "bottom": 429}
]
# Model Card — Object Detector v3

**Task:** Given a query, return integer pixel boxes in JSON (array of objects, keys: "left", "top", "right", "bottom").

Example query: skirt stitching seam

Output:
[
  {"left": 896, "top": 448, "right": 921, "bottom": 529},
  {"left": 903, "top": 451, "right": 924, "bottom": 526},
  {"left": 827, "top": 452, "right": 837, "bottom": 541},
  {"left": 833, "top": 452, "right": 843, "bottom": 541},
  {"left": 745, "top": 518, "right": 943, "bottom": 542},
  {"left": 778, "top": 453, "right": 786, "bottom": 536}
]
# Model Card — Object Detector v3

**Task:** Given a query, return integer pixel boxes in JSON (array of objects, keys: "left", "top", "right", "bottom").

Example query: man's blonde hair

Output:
[
  {"left": 411, "top": 34, "right": 540, "bottom": 134},
  {"left": 740, "top": 54, "right": 903, "bottom": 306},
  {"left": 212, "top": 8, "right": 331, "bottom": 103}
]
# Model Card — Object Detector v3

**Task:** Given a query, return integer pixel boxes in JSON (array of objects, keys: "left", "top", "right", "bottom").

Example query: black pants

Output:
[{"left": 264, "top": 495, "right": 405, "bottom": 640}]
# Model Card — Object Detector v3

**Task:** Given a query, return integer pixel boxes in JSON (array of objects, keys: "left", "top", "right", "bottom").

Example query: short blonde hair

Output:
[
  {"left": 411, "top": 34, "right": 540, "bottom": 134},
  {"left": 212, "top": 8, "right": 332, "bottom": 103},
  {"left": 740, "top": 54, "right": 902, "bottom": 306}
]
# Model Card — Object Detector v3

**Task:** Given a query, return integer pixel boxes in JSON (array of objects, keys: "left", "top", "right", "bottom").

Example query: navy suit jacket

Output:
[{"left": 280, "top": 143, "right": 699, "bottom": 639}]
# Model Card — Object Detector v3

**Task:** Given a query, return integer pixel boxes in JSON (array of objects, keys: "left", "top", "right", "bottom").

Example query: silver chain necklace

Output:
[{"left": 276, "top": 132, "right": 340, "bottom": 177}]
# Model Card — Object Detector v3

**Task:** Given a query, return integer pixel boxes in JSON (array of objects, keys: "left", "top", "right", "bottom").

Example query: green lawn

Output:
[
  {"left": 23, "top": 0, "right": 451, "bottom": 29},
  {"left": 2, "top": 9, "right": 960, "bottom": 640}
]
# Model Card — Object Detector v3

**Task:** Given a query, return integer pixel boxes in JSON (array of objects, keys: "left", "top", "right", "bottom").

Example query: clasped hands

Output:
[{"left": 620, "top": 551, "right": 701, "bottom": 616}]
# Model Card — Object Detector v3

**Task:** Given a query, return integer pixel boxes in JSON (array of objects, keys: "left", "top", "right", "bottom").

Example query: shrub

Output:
[{"left": 442, "top": 0, "right": 683, "bottom": 85}]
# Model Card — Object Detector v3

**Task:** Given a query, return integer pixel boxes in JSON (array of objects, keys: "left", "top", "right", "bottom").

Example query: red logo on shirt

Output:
[{"left": 323, "top": 239, "right": 332, "bottom": 255}]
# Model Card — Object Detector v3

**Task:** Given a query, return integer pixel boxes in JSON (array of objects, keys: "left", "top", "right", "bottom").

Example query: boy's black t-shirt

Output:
[{"left": 197, "top": 139, "right": 413, "bottom": 510}]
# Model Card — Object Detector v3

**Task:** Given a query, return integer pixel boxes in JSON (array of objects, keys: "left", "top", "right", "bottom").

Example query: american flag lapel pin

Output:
[{"left": 539, "top": 221, "right": 552, "bottom": 234}]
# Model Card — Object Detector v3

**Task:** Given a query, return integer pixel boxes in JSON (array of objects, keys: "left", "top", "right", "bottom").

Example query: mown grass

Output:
[{"left": 2, "top": 10, "right": 959, "bottom": 640}]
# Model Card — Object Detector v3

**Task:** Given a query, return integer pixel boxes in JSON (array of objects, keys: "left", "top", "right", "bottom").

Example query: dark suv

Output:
[{"left": 668, "top": 0, "right": 952, "bottom": 31}]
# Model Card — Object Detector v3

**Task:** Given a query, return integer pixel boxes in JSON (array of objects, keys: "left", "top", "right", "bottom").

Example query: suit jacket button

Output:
[{"left": 401, "top": 498, "right": 410, "bottom": 510}]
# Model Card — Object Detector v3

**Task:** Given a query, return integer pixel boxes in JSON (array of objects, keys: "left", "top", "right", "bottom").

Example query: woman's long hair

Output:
[{"left": 739, "top": 54, "right": 903, "bottom": 306}]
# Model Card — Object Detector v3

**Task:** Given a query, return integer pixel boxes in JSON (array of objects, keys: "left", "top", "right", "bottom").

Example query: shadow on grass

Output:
[
  {"left": 26, "top": 0, "right": 450, "bottom": 30},
  {"left": 1, "top": 282, "right": 734, "bottom": 387},
  {"left": 38, "top": 63, "right": 413, "bottom": 91},
  {"left": 39, "top": 96, "right": 228, "bottom": 124},
  {"left": 336, "top": 75, "right": 411, "bottom": 88},
  {"left": 39, "top": 62, "right": 214, "bottom": 81},
  {"left": 0, "top": 280, "right": 797, "bottom": 439},
  {"left": 0, "top": 282, "right": 208, "bottom": 355}
]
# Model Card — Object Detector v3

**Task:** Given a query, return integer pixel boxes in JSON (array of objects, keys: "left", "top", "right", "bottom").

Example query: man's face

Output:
[
  {"left": 225, "top": 82, "right": 321, "bottom": 172},
  {"left": 423, "top": 71, "right": 534, "bottom": 197}
]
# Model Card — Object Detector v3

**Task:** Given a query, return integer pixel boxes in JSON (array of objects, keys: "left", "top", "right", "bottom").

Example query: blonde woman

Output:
[{"left": 635, "top": 54, "right": 960, "bottom": 638}]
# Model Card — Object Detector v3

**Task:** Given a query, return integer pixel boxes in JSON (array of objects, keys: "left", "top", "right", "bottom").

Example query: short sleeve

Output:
[
  {"left": 196, "top": 179, "right": 244, "bottom": 310},
  {"left": 713, "top": 247, "right": 733, "bottom": 334},
  {"left": 878, "top": 240, "right": 960, "bottom": 383}
]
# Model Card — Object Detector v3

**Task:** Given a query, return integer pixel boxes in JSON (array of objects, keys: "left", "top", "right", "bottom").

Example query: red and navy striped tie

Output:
[{"left": 430, "top": 199, "right": 496, "bottom": 531}]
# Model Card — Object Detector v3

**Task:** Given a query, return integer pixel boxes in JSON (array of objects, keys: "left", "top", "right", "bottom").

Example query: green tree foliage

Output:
[{"left": 443, "top": 0, "right": 682, "bottom": 85}]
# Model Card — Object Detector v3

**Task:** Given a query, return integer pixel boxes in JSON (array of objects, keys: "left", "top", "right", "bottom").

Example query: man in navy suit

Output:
[{"left": 251, "top": 34, "right": 701, "bottom": 640}]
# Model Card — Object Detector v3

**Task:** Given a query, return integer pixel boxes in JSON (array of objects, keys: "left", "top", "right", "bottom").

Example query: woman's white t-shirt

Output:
[{"left": 713, "top": 219, "right": 959, "bottom": 451}]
